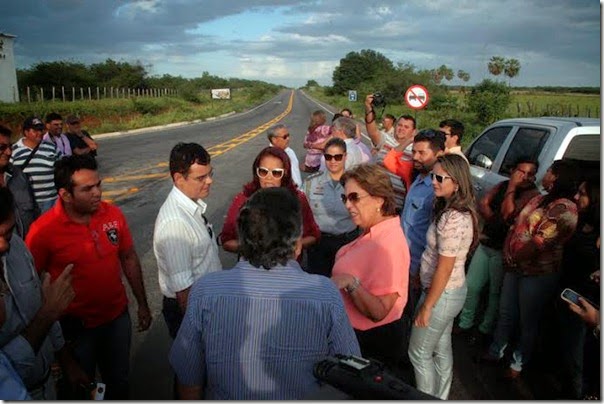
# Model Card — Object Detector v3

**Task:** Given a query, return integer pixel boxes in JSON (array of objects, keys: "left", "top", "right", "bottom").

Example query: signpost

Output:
[
  {"left": 348, "top": 90, "right": 357, "bottom": 102},
  {"left": 404, "top": 85, "right": 429, "bottom": 110}
]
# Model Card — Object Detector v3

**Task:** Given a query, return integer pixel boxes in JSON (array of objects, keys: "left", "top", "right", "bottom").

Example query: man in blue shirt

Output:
[
  {"left": 399, "top": 130, "right": 445, "bottom": 360},
  {"left": 169, "top": 187, "right": 360, "bottom": 400}
]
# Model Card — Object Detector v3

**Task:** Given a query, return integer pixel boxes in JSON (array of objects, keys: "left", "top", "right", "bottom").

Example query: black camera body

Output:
[
  {"left": 371, "top": 92, "right": 386, "bottom": 108},
  {"left": 314, "top": 354, "right": 437, "bottom": 400}
]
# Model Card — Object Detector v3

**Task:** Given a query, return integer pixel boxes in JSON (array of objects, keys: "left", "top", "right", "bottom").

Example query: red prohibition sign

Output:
[{"left": 405, "top": 85, "right": 430, "bottom": 110}]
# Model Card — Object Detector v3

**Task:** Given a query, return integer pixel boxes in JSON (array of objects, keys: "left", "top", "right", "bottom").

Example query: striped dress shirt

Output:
[
  {"left": 169, "top": 259, "right": 361, "bottom": 400},
  {"left": 10, "top": 139, "right": 61, "bottom": 204},
  {"left": 153, "top": 186, "right": 222, "bottom": 298}
]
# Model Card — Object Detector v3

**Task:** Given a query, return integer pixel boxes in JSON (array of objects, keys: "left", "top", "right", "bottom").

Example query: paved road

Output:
[{"left": 96, "top": 89, "right": 560, "bottom": 400}]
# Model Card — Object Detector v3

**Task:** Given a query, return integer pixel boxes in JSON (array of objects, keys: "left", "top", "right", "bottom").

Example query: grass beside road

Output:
[{"left": 0, "top": 87, "right": 281, "bottom": 139}]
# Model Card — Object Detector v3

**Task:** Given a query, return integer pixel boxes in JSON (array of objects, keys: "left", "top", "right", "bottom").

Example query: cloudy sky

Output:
[{"left": 0, "top": 0, "right": 600, "bottom": 88}]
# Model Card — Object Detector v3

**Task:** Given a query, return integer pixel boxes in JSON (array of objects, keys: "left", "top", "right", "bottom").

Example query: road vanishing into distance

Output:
[{"left": 97, "top": 89, "right": 558, "bottom": 400}]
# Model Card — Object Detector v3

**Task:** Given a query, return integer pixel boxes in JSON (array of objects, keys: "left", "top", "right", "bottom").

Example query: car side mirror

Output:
[{"left": 475, "top": 154, "right": 493, "bottom": 170}]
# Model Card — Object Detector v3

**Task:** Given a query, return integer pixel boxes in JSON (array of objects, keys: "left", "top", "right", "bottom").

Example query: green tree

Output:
[
  {"left": 504, "top": 58, "right": 521, "bottom": 83},
  {"left": 457, "top": 69, "right": 470, "bottom": 83},
  {"left": 467, "top": 79, "right": 511, "bottom": 125},
  {"left": 331, "top": 49, "right": 395, "bottom": 95},
  {"left": 487, "top": 56, "right": 506, "bottom": 76},
  {"left": 90, "top": 59, "right": 149, "bottom": 88},
  {"left": 304, "top": 79, "right": 319, "bottom": 88}
]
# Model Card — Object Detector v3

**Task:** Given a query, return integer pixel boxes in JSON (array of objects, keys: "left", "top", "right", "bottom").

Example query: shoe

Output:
[{"left": 503, "top": 368, "right": 521, "bottom": 380}]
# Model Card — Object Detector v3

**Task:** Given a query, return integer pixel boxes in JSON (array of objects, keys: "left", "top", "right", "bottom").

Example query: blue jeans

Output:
[
  {"left": 62, "top": 310, "right": 132, "bottom": 400},
  {"left": 489, "top": 271, "right": 560, "bottom": 372},
  {"left": 37, "top": 197, "right": 57, "bottom": 213},
  {"left": 408, "top": 286, "right": 467, "bottom": 400},
  {"left": 458, "top": 244, "right": 504, "bottom": 334}
]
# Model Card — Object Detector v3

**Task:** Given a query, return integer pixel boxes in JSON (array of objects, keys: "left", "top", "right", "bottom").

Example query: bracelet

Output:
[
  {"left": 365, "top": 109, "right": 375, "bottom": 116},
  {"left": 345, "top": 277, "right": 361, "bottom": 294}
]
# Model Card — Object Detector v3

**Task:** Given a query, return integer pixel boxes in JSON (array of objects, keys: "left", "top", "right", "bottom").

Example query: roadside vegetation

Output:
[
  {"left": 0, "top": 59, "right": 282, "bottom": 138},
  {"left": 303, "top": 50, "right": 600, "bottom": 147}
]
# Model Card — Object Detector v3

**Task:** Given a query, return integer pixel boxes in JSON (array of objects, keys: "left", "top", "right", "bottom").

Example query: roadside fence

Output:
[{"left": 20, "top": 86, "right": 178, "bottom": 103}]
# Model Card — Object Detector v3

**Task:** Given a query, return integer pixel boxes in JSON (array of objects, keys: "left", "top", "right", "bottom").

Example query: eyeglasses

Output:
[
  {"left": 256, "top": 167, "right": 285, "bottom": 179},
  {"left": 341, "top": 192, "right": 371, "bottom": 204},
  {"left": 324, "top": 153, "right": 344, "bottom": 162},
  {"left": 0, "top": 144, "right": 10, "bottom": 153},
  {"left": 430, "top": 172, "right": 454, "bottom": 183},
  {"left": 190, "top": 168, "right": 214, "bottom": 183},
  {"left": 274, "top": 133, "right": 290, "bottom": 140}
]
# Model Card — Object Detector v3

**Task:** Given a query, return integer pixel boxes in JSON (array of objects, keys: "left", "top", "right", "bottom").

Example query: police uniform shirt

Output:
[{"left": 303, "top": 170, "right": 356, "bottom": 235}]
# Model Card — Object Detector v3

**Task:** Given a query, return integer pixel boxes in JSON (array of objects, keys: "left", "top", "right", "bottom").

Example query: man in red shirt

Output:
[{"left": 26, "top": 154, "right": 152, "bottom": 399}]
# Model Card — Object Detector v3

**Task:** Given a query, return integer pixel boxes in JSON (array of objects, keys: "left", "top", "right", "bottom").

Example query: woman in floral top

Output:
[
  {"left": 486, "top": 159, "right": 579, "bottom": 379},
  {"left": 408, "top": 154, "right": 478, "bottom": 400},
  {"left": 302, "top": 110, "right": 331, "bottom": 172}
]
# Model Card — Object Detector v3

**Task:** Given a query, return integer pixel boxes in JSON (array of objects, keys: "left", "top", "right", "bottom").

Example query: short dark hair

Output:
[
  {"left": 513, "top": 157, "right": 539, "bottom": 172},
  {"left": 340, "top": 108, "right": 353, "bottom": 116},
  {"left": 237, "top": 187, "right": 301, "bottom": 269},
  {"left": 0, "top": 187, "right": 15, "bottom": 224},
  {"left": 169, "top": 142, "right": 211, "bottom": 179},
  {"left": 331, "top": 113, "right": 344, "bottom": 123},
  {"left": 0, "top": 125, "right": 11, "bottom": 138},
  {"left": 399, "top": 114, "right": 416, "bottom": 129},
  {"left": 325, "top": 137, "right": 346, "bottom": 152},
  {"left": 54, "top": 154, "right": 98, "bottom": 193},
  {"left": 383, "top": 113, "right": 396, "bottom": 121},
  {"left": 414, "top": 129, "right": 446, "bottom": 153},
  {"left": 45, "top": 112, "right": 63, "bottom": 123},
  {"left": 439, "top": 119, "right": 464, "bottom": 144}
]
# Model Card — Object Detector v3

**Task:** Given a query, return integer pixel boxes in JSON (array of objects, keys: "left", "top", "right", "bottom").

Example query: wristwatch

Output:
[{"left": 345, "top": 277, "right": 361, "bottom": 294}]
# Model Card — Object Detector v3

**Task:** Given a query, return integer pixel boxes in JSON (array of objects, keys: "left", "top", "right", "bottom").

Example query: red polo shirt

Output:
[{"left": 26, "top": 201, "right": 132, "bottom": 328}]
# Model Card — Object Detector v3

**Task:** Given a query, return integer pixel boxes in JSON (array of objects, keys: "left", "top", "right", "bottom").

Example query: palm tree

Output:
[
  {"left": 488, "top": 56, "right": 505, "bottom": 76},
  {"left": 504, "top": 58, "right": 521, "bottom": 84}
]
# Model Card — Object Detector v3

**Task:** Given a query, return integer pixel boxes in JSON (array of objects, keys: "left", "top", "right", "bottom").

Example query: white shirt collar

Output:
[{"left": 170, "top": 185, "right": 207, "bottom": 216}]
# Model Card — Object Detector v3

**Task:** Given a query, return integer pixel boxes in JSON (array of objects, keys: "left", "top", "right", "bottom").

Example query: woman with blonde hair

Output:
[
  {"left": 331, "top": 163, "right": 410, "bottom": 370},
  {"left": 303, "top": 110, "right": 331, "bottom": 173},
  {"left": 408, "top": 154, "right": 478, "bottom": 399}
]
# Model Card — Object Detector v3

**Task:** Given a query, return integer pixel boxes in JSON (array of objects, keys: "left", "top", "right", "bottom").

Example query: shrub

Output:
[{"left": 467, "top": 79, "right": 511, "bottom": 125}]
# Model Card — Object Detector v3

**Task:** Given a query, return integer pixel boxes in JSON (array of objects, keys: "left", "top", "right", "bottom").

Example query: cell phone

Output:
[{"left": 561, "top": 288, "right": 585, "bottom": 306}]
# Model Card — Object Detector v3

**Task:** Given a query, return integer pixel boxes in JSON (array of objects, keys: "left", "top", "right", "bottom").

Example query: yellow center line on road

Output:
[{"left": 104, "top": 90, "right": 294, "bottom": 202}]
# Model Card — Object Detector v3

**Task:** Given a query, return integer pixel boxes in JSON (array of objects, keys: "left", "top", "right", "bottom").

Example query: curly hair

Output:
[
  {"left": 237, "top": 187, "right": 302, "bottom": 269},
  {"left": 340, "top": 163, "right": 397, "bottom": 216},
  {"left": 242, "top": 147, "right": 297, "bottom": 196},
  {"left": 432, "top": 154, "right": 479, "bottom": 251}
]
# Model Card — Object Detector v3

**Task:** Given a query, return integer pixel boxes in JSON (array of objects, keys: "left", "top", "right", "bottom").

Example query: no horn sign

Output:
[{"left": 405, "top": 85, "right": 429, "bottom": 110}]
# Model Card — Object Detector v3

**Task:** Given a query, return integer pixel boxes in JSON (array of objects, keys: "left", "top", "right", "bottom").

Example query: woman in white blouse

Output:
[{"left": 408, "top": 154, "right": 478, "bottom": 399}]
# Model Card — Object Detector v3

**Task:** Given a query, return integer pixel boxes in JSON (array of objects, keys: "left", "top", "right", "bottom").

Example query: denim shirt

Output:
[
  {"left": 400, "top": 173, "right": 435, "bottom": 276},
  {"left": 0, "top": 236, "right": 64, "bottom": 389}
]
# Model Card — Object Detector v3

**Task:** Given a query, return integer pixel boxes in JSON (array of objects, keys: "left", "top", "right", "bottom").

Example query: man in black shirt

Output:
[{"left": 65, "top": 115, "right": 98, "bottom": 157}]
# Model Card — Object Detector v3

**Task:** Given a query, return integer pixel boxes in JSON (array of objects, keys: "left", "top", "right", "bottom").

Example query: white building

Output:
[{"left": 0, "top": 33, "right": 19, "bottom": 103}]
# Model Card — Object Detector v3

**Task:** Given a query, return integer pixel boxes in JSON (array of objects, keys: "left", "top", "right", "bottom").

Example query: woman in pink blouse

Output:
[
  {"left": 408, "top": 154, "right": 478, "bottom": 400},
  {"left": 331, "top": 164, "right": 410, "bottom": 370}
]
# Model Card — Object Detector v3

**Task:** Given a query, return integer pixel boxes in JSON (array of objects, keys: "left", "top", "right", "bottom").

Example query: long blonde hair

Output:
[{"left": 433, "top": 154, "right": 479, "bottom": 251}]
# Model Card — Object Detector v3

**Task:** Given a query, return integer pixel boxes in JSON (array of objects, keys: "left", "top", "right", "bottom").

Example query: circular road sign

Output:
[{"left": 405, "top": 85, "right": 430, "bottom": 110}]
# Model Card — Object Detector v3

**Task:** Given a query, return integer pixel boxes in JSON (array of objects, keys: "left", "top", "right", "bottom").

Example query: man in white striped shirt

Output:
[
  {"left": 153, "top": 142, "right": 222, "bottom": 339},
  {"left": 10, "top": 117, "right": 61, "bottom": 213}
]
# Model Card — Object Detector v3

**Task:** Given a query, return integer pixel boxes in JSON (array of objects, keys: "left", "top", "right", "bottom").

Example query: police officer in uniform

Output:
[{"left": 303, "top": 138, "right": 359, "bottom": 277}]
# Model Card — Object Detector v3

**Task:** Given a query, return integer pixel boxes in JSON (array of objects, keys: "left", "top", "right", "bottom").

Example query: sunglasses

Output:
[
  {"left": 0, "top": 144, "right": 10, "bottom": 153},
  {"left": 257, "top": 167, "right": 285, "bottom": 179},
  {"left": 324, "top": 153, "right": 344, "bottom": 162},
  {"left": 430, "top": 172, "right": 454, "bottom": 183},
  {"left": 340, "top": 192, "right": 370, "bottom": 204},
  {"left": 274, "top": 134, "right": 290, "bottom": 140}
]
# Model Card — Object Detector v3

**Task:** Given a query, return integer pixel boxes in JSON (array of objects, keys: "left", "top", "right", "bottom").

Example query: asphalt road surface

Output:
[{"left": 96, "top": 89, "right": 563, "bottom": 400}]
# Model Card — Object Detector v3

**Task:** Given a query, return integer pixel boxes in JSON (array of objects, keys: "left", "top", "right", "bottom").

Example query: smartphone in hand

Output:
[{"left": 561, "top": 288, "right": 599, "bottom": 310}]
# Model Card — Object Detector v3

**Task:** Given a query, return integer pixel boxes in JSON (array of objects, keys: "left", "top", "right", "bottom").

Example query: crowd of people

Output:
[{"left": 0, "top": 95, "right": 600, "bottom": 400}]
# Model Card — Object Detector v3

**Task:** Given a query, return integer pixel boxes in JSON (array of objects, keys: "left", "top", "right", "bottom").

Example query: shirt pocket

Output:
[{"left": 406, "top": 195, "right": 427, "bottom": 224}]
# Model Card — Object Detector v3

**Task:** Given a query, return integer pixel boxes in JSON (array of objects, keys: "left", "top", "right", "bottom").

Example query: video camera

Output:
[
  {"left": 371, "top": 92, "right": 386, "bottom": 108},
  {"left": 314, "top": 354, "right": 437, "bottom": 400}
]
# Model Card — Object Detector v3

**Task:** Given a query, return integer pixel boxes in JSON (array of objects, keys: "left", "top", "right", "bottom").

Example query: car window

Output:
[
  {"left": 467, "top": 126, "right": 512, "bottom": 169},
  {"left": 499, "top": 127, "right": 550, "bottom": 176},
  {"left": 563, "top": 135, "right": 600, "bottom": 161}
]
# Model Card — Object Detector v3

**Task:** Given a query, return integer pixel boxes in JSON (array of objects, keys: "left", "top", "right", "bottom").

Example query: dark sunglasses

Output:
[
  {"left": 340, "top": 192, "right": 370, "bottom": 204},
  {"left": 430, "top": 172, "right": 454, "bottom": 183},
  {"left": 324, "top": 153, "right": 344, "bottom": 162},
  {"left": 274, "top": 133, "right": 290, "bottom": 140},
  {"left": 0, "top": 144, "right": 10, "bottom": 153},
  {"left": 257, "top": 167, "right": 285, "bottom": 179}
]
